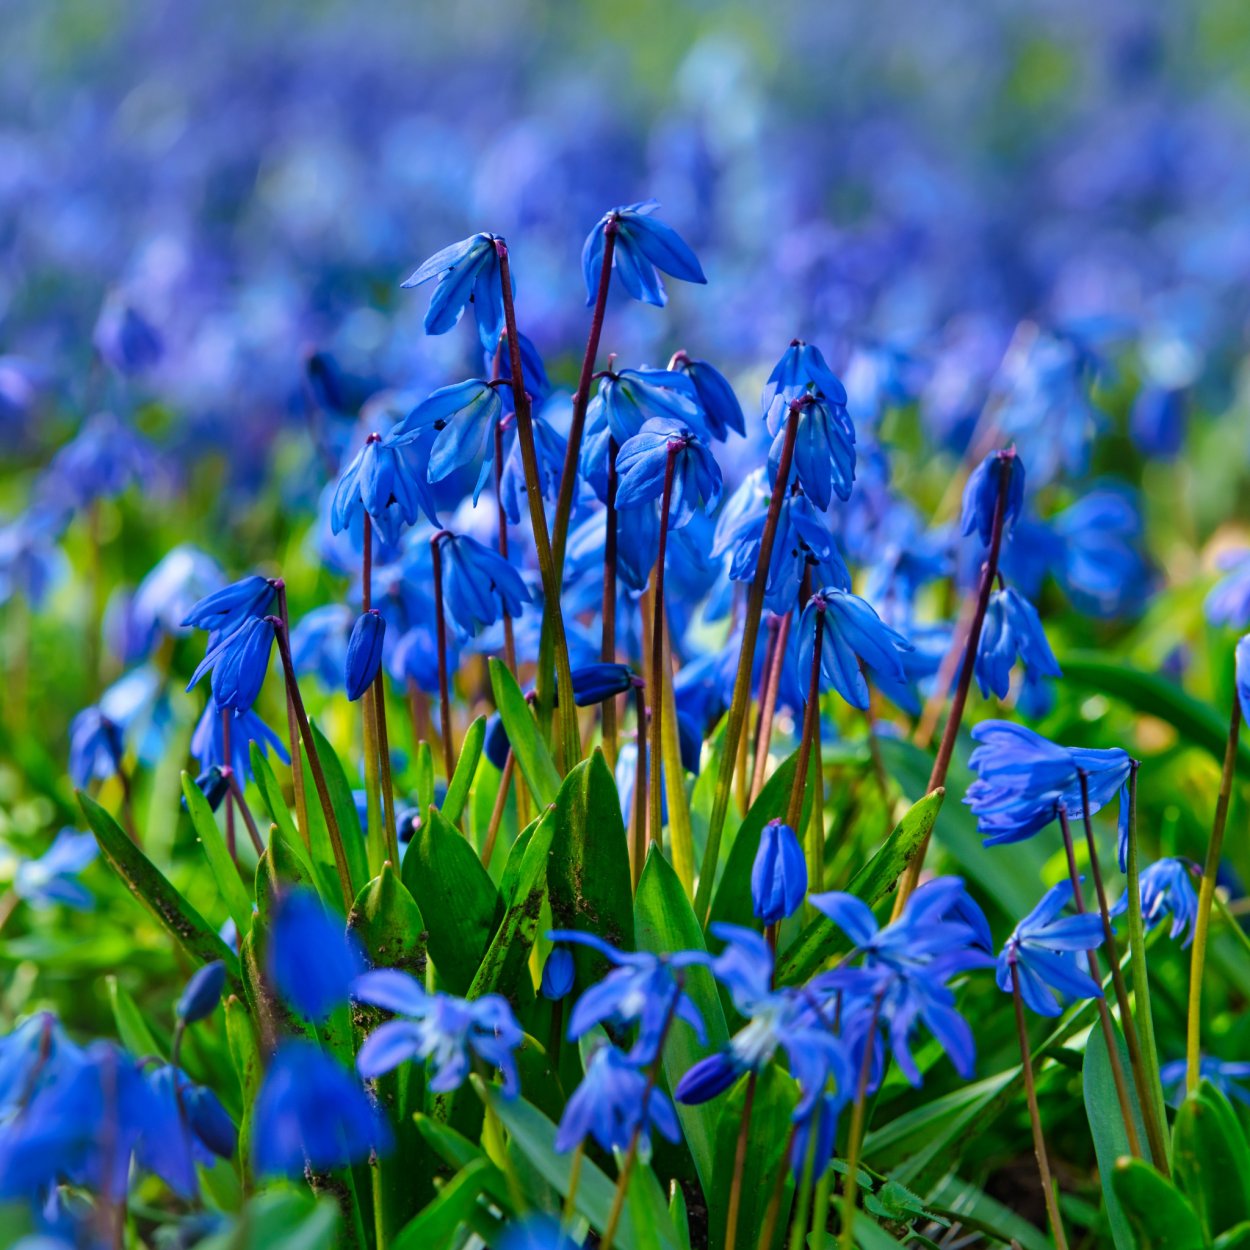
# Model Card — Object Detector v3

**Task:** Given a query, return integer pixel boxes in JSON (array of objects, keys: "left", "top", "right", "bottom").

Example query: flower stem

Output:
[
  {"left": 695, "top": 400, "right": 803, "bottom": 922},
  {"left": 493, "top": 414, "right": 518, "bottom": 678},
  {"left": 482, "top": 750, "right": 514, "bottom": 869},
  {"left": 428, "top": 534, "right": 456, "bottom": 782},
  {"left": 632, "top": 684, "right": 648, "bottom": 890},
  {"left": 494, "top": 243, "right": 580, "bottom": 771},
  {"left": 361, "top": 518, "right": 385, "bottom": 871},
  {"left": 276, "top": 582, "right": 311, "bottom": 850},
  {"left": 648, "top": 445, "right": 681, "bottom": 866},
  {"left": 1077, "top": 771, "right": 1169, "bottom": 1172},
  {"left": 787, "top": 1103, "right": 823, "bottom": 1250},
  {"left": 838, "top": 993, "right": 883, "bottom": 1250},
  {"left": 1010, "top": 962, "right": 1070, "bottom": 1250},
  {"left": 1057, "top": 805, "right": 1143, "bottom": 1158},
  {"left": 755, "top": 1126, "right": 796, "bottom": 1250},
  {"left": 786, "top": 597, "right": 824, "bottom": 831},
  {"left": 223, "top": 767, "right": 265, "bottom": 855},
  {"left": 894, "top": 448, "right": 1015, "bottom": 914},
  {"left": 600, "top": 437, "right": 620, "bottom": 768},
  {"left": 724, "top": 1071, "right": 759, "bottom": 1250},
  {"left": 372, "top": 670, "right": 399, "bottom": 866},
  {"left": 1187, "top": 697, "right": 1241, "bottom": 1094},
  {"left": 751, "top": 613, "right": 789, "bottom": 802},
  {"left": 561, "top": 1141, "right": 585, "bottom": 1228},
  {"left": 268, "top": 616, "right": 354, "bottom": 909},
  {"left": 221, "top": 708, "right": 236, "bottom": 858}
]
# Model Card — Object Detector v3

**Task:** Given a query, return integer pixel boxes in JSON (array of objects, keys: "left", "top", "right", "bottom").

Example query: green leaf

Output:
[
  {"left": 490, "top": 658, "right": 560, "bottom": 807},
  {"left": 635, "top": 846, "right": 730, "bottom": 1206},
  {"left": 442, "top": 715, "right": 486, "bottom": 826},
  {"left": 1084, "top": 1021, "right": 1149, "bottom": 1250},
  {"left": 1215, "top": 1223, "right": 1250, "bottom": 1250},
  {"left": 476, "top": 1078, "right": 682, "bottom": 1250},
  {"left": 195, "top": 1190, "right": 341, "bottom": 1250},
  {"left": 499, "top": 818, "right": 537, "bottom": 907},
  {"left": 181, "top": 771, "right": 256, "bottom": 935},
  {"left": 248, "top": 741, "right": 301, "bottom": 846},
  {"left": 78, "top": 790, "right": 241, "bottom": 987},
  {"left": 256, "top": 823, "right": 319, "bottom": 927},
  {"left": 547, "top": 752, "right": 635, "bottom": 993},
  {"left": 776, "top": 789, "right": 944, "bottom": 985},
  {"left": 1064, "top": 654, "right": 1250, "bottom": 770},
  {"left": 708, "top": 749, "right": 801, "bottom": 932},
  {"left": 1110, "top": 1158, "right": 1205, "bottom": 1250},
  {"left": 466, "top": 808, "right": 551, "bottom": 1011},
  {"left": 707, "top": 1067, "right": 797, "bottom": 1250},
  {"left": 225, "top": 994, "right": 262, "bottom": 1175},
  {"left": 415, "top": 740, "right": 435, "bottom": 814},
  {"left": 106, "top": 975, "right": 164, "bottom": 1058},
  {"left": 308, "top": 720, "right": 370, "bottom": 893},
  {"left": 402, "top": 806, "right": 503, "bottom": 995},
  {"left": 1172, "top": 1079, "right": 1250, "bottom": 1238},
  {"left": 392, "top": 1160, "right": 492, "bottom": 1250}
]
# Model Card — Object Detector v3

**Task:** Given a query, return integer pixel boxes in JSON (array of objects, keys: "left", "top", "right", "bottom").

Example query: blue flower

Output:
[
  {"left": 789, "top": 1091, "right": 843, "bottom": 1181},
  {"left": 268, "top": 889, "right": 366, "bottom": 1024},
  {"left": 540, "top": 948, "right": 576, "bottom": 1001},
  {"left": 1237, "top": 636, "right": 1250, "bottom": 726},
  {"left": 1160, "top": 1057, "right": 1250, "bottom": 1108},
  {"left": 567, "top": 663, "right": 641, "bottom": 707},
  {"left": 391, "top": 378, "right": 503, "bottom": 483},
  {"left": 670, "top": 352, "right": 744, "bottom": 440},
  {"left": 290, "top": 604, "right": 354, "bottom": 689},
  {"left": 137, "top": 1065, "right": 236, "bottom": 1195},
  {"left": 961, "top": 450, "right": 1025, "bottom": 547},
  {"left": 119, "top": 545, "right": 224, "bottom": 663},
  {"left": 68, "top": 706, "right": 125, "bottom": 787},
  {"left": 583, "top": 367, "right": 704, "bottom": 457},
  {"left": 183, "top": 575, "right": 278, "bottom": 638},
  {"left": 433, "top": 531, "right": 531, "bottom": 642},
  {"left": 93, "top": 294, "right": 163, "bottom": 375},
  {"left": 402, "top": 232, "right": 511, "bottom": 350},
  {"left": 0, "top": 1014, "right": 76, "bottom": 1119},
  {"left": 1131, "top": 385, "right": 1187, "bottom": 459},
  {"left": 761, "top": 341, "right": 848, "bottom": 429},
  {"left": 582, "top": 201, "right": 705, "bottom": 307},
  {"left": 253, "top": 1041, "right": 388, "bottom": 1178},
  {"left": 995, "top": 881, "right": 1104, "bottom": 1016},
  {"left": 190, "top": 702, "right": 288, "bottom": 782},
  {"left": 770, "top": 390, "right": 857, "bottom": 511},
  {"left": 751, "top": 820, "right": 807, "bottom": 925},
  {"left": 557, "top": 1043, "right": 681, "bottom": 1158},
  {"left": 353, "top": 969, "right": 523, "bottom": 1097},
  {"left": 1206, "top": 550, "right": 1250, "bottom": 630},
  {"left": 1051, "top": 489, "right": 1151, "bottom": 619},
  {"left": 496, "top": 1215, "right": 582, "bottom": 1250},
  {"left": 797, "top": 588, "right": 913, "bottom": 711},
  {"left": 40, "top": 411, "right": 158, "bottom": 510},
  {"left": 13, "top": 830, "right": 96, "bottom": 910},
  {"left": 187, "top": 614, "right": 275, "bottom": 714},
  {"left": 488, "top": 331, "right": 550, "bottom": 410},
  {"left": 177, "top": 961, "right": 226, "bottom": 1024},
  {"left": 615, "top": 417, "right": 723, "bottom": 528},
  {"left": 331, "top": 431, "right": 439, "bottom": 542},
  {"left": 1111, "top": 858, "right": 1200, "bottom": 947},
  {"left": 345, "top": 609, "right": 386, "bottom": 701},
  {"left": 490, "top": 407, "right": 567, "bottom": 524},
  {"left": 549, "top": 930, "right": 705, "bottom": 1063},
  {"left": 975, "top": 587, "right": 1062, "bottom": 699}
]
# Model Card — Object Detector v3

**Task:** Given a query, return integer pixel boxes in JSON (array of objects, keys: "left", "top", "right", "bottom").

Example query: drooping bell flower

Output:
[
  {"left": 770, "top": 390, "right": 856, "bottom": 510},
  {"left": 669, "top": 351, "right": 744, "bottom": 440},
  {"left": 540, "top": 948, "right": 576, "bottom": 1001},
  {"left": 268, "top": 889, "right": 366, "bottom": 1024},
  {"left": 390, "top": 378, "right": 502, "bottom": 483},
  {"left": 402, "top": 232, "right": 511, "bottom": 350},
  {"left": 432, "top": 531, "right": 531, "bottom": 641},
  {"left": 797, "top": 588, "right": 913, "bottom": 711},
  {"left": 183, "top": 575, "right": 278, "bottom": 640},
  {"left": 761, "top": 340, "right": 848, "bottom": 429},
  {"left": 331, "top": 431, "right": 439, "bottom": 542},
  {"left": 751, "top": 819, "right": 807, "bottom": 924},
  {"left": 960, "top": 449, "right": 1025, "bottom": 548},
  {"left": 345, "top": 609, "right": 386, "bottom": 701},
  {"left": 614, "top": 417, "right": 723, "bottom": 528},
  {"left": 582, "top": 201, "right": 706, "bottom": 307},
  {"left": 93, "top": 294, "right": 163, "bottom": 375},
  {"left": 12, "top": 830, "right": 97, "bottom": 911},
  {"left": 187, "top": 614, "right": 275, "bottom": 714},
  {"left": 1110, "top": 857, "right": 1200, "bottom": 947},
  {"left": 974, "top": 587, "right": 1062, "bottom": 699},
  {"left": 190, "top": 701, "right": 288, "bottom": 782}
]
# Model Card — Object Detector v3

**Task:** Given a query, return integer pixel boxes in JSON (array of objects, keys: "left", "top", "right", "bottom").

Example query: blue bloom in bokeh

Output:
[
  {"left": 1111, "top": 857, "right": 1200, "bottom": 947},
  {"left": 290, "top": 604, "right": 355, "bottom": 689},
  {"left": 403, "top": 232, "right": 510, "bottom": 349},
  {"left": 93, "top": 294, "right": 163, "bottom": 375},
  {"left": 995, "top": 880, "right": 1104, "bottom": 1016},
  {"left": 670, "top": 352, "right": 744, "bottom": 440},
  {"left": 253, "top": 1040, "right": 388, "bottom": 1178},
  {"left": 761, "top": 340, "right": 847, "bottom": 429},
  {"left": 68, "top": 707, "right": 125, "bottom": 787},
  {"left": 268, "top": 889, "right": 366, "bottom": 1024},
  {"left": 353, "top": 969, "right": 523, "bottom": 1097},
  {"left": 557, "top": 1043, "right": 681, "bottom": 1158},
  {"left": 1209, "top": 551, "right": 1250, "bottom": 630},
  {"left": 797, "top": 588, "right": 913, "bottom": 711},
  {"left": 13, "top": 830, "right": 97, "bottom": 911},
  {"left": 1160, "top": 1057, "right": 1250, "bottom": 1108},
  {"left": 751, "top": 819, "right": 807, "bottom": 925},
  {"left": 345, "top": 609, "right": 386, "bottom": 701},
  {"left": 433, "top": 531, "right": 530, "bottom": 641},
  {"left": 615, "top": 417, "right": 723, "bottom": 528},
  {"left": 582, "top": 201, "right": 705, "bottom": 306},
  {"left": 960, "top": 449, "right": 1025, "bottom": 548},
  {"left": 975, "top": 587, "right": 1062, "bottom": 699},
  {"left": 1131, "top": 385, "right": 1187, "bottom": 458},
  {"left": 540, "top": 947, "right": 576, "bottom": 1001}
]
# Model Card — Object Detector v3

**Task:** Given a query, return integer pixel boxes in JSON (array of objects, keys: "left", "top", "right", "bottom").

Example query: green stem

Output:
[
  {"left": 648, "top": 446, "right": 680, "bottom": 864},
  {"left": 1212, "top": 887, "right": 1250, "bottom": 961},
  {"left": 1187, "top": 698, "right": 1241, "bottom": 1094},
  {"left": 839, "top": 994, "right": 882, "bottom": 1250},
  {"left": 787, "top": 1103, "right": 822, "bottom": 1250},
  {"left": 695, "top": 400, "right": 803, "bottom": 922},
  {"left": 724, "top": 1071, "right": 759, "bottom": 1250}
]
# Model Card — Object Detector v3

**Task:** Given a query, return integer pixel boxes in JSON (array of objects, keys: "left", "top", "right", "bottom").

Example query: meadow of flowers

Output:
[{"left": 5, "top": 2, "right": 1250, "bottom": 1248}]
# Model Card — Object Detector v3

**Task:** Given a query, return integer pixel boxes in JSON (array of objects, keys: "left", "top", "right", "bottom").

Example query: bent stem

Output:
[
  {"left": 695, "top": 399, "right": 803, "bottom": 922},
  {"left": 428, "top": 533, "right": 457, "bottom": 782},
  {"left": 648, "top": 446, "right": 680, "bottom": 868},
  {"left": 1010, "top": 962, "right": 1069, "bottom": 1250},
  {"left": 1187, "top": 697, "right": 1241, "bottom": 1094},
  {"left": 1057, "top": 805, "right": 1143, "bottom": 1158},
  {"left": 268, "top": 616, "right": 354, "bottom": 909},
  {"left": 495, "top": 243, "right": 579, "bottom": 770},
  {"left": 276, "top": 582, "right": 311, "bottom": 849},
  {"left": 895, "top": 448, "right": 1015, "bottom": 914},
  {"left": 223, "top": 768, "right": 264, "bottom": 856},
  {"left": 1077, "top": 770, "right": 1168, "bottom": 1172},
  {"left": 493, "top": 414, "right": 518, "bottom": 678},
  {"left": 600, "top": 436, "right": 620, "bottom": 768}
]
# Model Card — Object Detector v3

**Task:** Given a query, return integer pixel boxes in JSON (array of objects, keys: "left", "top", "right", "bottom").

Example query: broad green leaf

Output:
[
  {"left": 547, "top": 752, "right": 635, "bottom": 993},
  {"left": 1216, "top": 1224, "right": 1250, "bottom": 1250},
  {"left": 776, "top": 789, "right": 944, "bottom": 985},
  {"left": 499, "top": 818, "right": 537, "bottom": 906},
  {"left": 392, "top": 1160, "right": 492, "bottom": 1250},
  {"left": 78, "top": 791, "right": 241, "bottom": 987},
  {"left": 415, "top": 740, "right": 435, "bottom": 813},
  {"left": 476, "top": 1078, "right": 682, "bottom": 1250},
  {"left": 225, "top": 994, "right": 262, "bottom": 1176},
  {"left": 490, "top": 658, "right": 560, "bottom": 807},
  {"left": 708, "top": 1067, "right": 797, "bottom": 1250},
  {"left": 402, "top": 806, "right": 503, "bottom": 995},
  {"left": 635, "top": 847, "right": 730, "bottom": 1205},
  {"left": 442, "top": 715, "right": 485, "bottom": 826},
  {"left": 195, "top": 1190, "right": 341, "bottom": 1250},
  {"left": 256, "top": 824, "right": 318, "bottom": 927},
  {"left": 308, "top": 720, "right": 369, "bottom": 894},
  {"left": 1172, "top": 1079, "right": 1250, "bottom": 1238},
  {"left": 1084, "top": 1022, "right": 1148, "bottom": 1250},
  {"left": 249, "top": 741, "right": 301, "bottom": 846},
  {"left": 181, "top": 771, "right": 255, "bottom": 934},
  {"left": 670, "top": 1181, "right": 692, "bottom": 1250},
  {"left": 466, "top": 809, "right": 551, "bottom": 1010},
  {"left": 709, "top": 749, "right": 801, "bottom": 933},
  {"left": 1110, "top": 1157, "right": 1205, "bottom": 1250},
  {"left": 107, "top": 975, "right": 165, "bottom": 1058}
]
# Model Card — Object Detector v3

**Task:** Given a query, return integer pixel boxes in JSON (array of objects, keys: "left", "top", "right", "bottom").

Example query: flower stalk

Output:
[
  {"left": 428, "top": 533, "right": 457, "bottom": 783},
  {"left": 276, "top": 582, "right": 311, "bottom": 849},
  {"left": 600, "top": 436, "right": 620, "bottom": 768},
  {"left": 647, "top": 444, "right": 681, "bottom": 866}
]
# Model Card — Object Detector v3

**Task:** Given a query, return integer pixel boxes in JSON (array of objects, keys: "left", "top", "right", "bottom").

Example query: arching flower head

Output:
[
  {"left": 402, "top": 232, "right": 511, "bottom": 349},
  {"left": 433, "top": 530, "right": 531, "bottom": 642},
  {"left": 615, "top": 417, "right": 723, "bottom": 529},
  {"left": 975, "top": 587, "right": 1062, "bottom": 699},
  {"left": 390, "top": 378, "right": 503, "bottom": 483},
  {"left": 797, "top": 588, "right": 913, "bottom": 711},
  {"left": 961, "top": 449, "right": 1025, "bottom": 548},
  {"left": 556, "top": 1043, "right": 681, "bottom": 1158},
  {"left": 770, "top": 391, "right": 856, "bottom": 510},
  {"left": 1111, "top": 857, "right": 1200, "bottom": 947},
  {"left": 582, "top": 201, "right": 706, "bottom": 307},
  {"left": 669, "top": 351, "right": 744, "bottom": 440}
]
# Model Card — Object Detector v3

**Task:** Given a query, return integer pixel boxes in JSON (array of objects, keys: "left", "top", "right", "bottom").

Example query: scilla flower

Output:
[
  {"left": 268, "top": 889, "right": 366, "bottom": 1024},
  {"left": 433, "top": 531, "right": 531, "bottom": 641},
  {"left": 540, "top": 948, "right": 576, "bottom": 1001},
  {"left": 556, "top": 1043, "right": 681, "bottom": 1158},
  {"left": 961, "top": 449, "right": 1025, "bottom": 547},
  {"left": 177, "top": 961, "right": 226, "bottom": 1025},
  {"left": 797, "top": 588, "right": 913, "bottom": 711},
  {"left": 615, "top": 417, "right": 723, "bottom": 528},
  {"left": 182, "top": 574, "right": 278, "bottom": 639},
  {"left": 12, "top": 830, "right": 96, "bottom": 911},
  {"left": 669, "top": 351, "right": 744, "bottom": 441},
  {"left": 996, "top": 880, "right": 1104, "bottom": 1016},
  {"left": 345, "top": 609, "right": 386, "bottom": 701},
  {"left": 403, "top": 232, "right": 510, "bottom": 349},
  {"left": 975, "top": 587, "right": 1062, "bottom": 699},
  {"left": 1205, "top": 549, "right": 1250, "bottom": 630},
  {"left": 390, "top": 378, "right": 502, "bottom": 483},
  {"left": 353, "top": 969, "right": 523, "bottom": 1096},
  {"left": 1160, "top": 1057, "right": 1250, "bottom": 1108},
  {"left": 771, "top": 390, "right": 856, "bottom": 510},
  {"left": 751, "top": 819, "right": 807, "bottom": 925},
  {"left": 1111, "top": 858, "right": 1200, "bottom": 947},
  {"left": 331, "top": 431, "right": 438, "bottom": 542},
  {"left": 187, "top": 614, "right": 275, "bottom": 714},
  {"left": 761, "top": 340, "right": 848, "bottom": 428},
  {"left": 582, "top": 201, "right": 706, "bottom": 306}
]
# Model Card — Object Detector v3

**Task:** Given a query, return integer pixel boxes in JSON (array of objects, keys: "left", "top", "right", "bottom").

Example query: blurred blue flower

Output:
[
  {"left": 751, "top": 819, "right": 807, "bottom": 925},
  {"left": 353, "top": 969, "right": 522, "bottom": 1096},
  {"left": 557, "top": 1043, "right": 681, "bottom": 1158},
  {"left": 93, "top": 294, "right": 162, "bottom": 375},
  {"left": 68, "top": 707, "right": 125, "bottom": 787},
  {"left": 115, "top": 545, "right": 224, "bottom": 664},
  {"left": 177, "top": 961, "right": 226, "bottom": 1024},
  {"left": 995, "top": 880, "right": 1104, "bottom": 1016},
  {"left": 1207, "top": 550, "right": 1250, "bottom": 630},
  {"left": 1131, "top": 385, "right": 1187, "bottom": 458},
  {"left": 290, "top": 604, "right": 355, "bottom": 689},
  {"left": 797, "top": 588, "right": 912, "bottom": 711},
  {"left": 582, "top": 201, "right": 705, "bottom": 307},
  {"left": 268, "top": 889, "right": 366, "bottom": 1024},
  {"left": 345, "top": 609, "right": 386, "bottom": 701},
  {"left": 975, "top": 587, "right": 1062, "bottom": 699},
  {"left": 1160, "top": 1057, "right": 1250, "bottom": 1108},
  {"left": 433, "top": 531, "right": 530, "bottom": 641},
  {"left": 960, "top": 450, "right": 1025, "bottom": 548},
  {"left": 39, "top": 412, "right": 159, "bottom": 511},
  {"left": 761, "top": 341, "right": 848, "bottom": 429},
  {"left": 253, "top": 1040, "right": 388, "bottom": 1178},
  {"left": 615, "top": 417, "right": 723, "bottom": 528},
  {"left": 1051, "top": 489, "right": 1151, "bottom": 619},
  {"left": 1111, "top": 857, "right": 1200, "bottom": 947},
  {"left": 13, "top": 830, "right": 96, "bottom": 911},
  {"left": 540, "top": 947, "right": 576, "bottom": 1001},
  {"left": 403, "top": 232, "right": 510, "bottom": 349}
]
